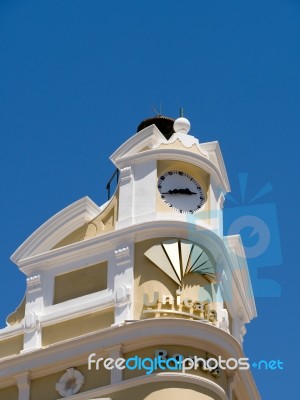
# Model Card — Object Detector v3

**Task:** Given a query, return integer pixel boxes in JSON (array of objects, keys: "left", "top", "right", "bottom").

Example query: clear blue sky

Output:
[{"left": 0, "top": 1, "right": 299, "bottom": 398}]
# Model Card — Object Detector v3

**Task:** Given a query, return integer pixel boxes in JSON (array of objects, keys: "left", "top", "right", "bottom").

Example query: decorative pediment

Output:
[
  {"left": 11, "top": 196, "right": 100, "bottom": 266},
  {"left": 110, "top": 124, "right": 168, "bottom": 166}
]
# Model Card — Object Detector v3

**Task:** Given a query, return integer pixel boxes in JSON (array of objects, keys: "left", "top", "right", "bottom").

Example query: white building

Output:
[{"left": 0, "top": 115, "right": 260, "bottom": 400}]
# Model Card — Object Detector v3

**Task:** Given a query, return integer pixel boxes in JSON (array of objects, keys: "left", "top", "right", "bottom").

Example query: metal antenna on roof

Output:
[
  {"left": 180, "top": 107, "right": 184, "bottom": 117},
  {"left": 152, "top": 105, "right": 160, "bottom": 115}
]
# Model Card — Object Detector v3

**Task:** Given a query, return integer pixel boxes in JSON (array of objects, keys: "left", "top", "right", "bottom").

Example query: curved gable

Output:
[{"left": 11, "top": 196, "right": 100, "bottom": 266}]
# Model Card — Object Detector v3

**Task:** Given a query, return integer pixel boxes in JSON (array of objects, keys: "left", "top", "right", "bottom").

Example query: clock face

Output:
[{"left": 158, "top": 170, "right": 205, "bottom": 214}]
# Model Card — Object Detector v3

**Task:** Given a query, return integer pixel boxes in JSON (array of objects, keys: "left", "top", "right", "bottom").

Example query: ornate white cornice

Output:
[
  {"left": 114, "top": 247, "right": 130, "bottom": 266},
  {"left": 161, "top": 132, "right": 208, "bottom": 156},
  {"left": 120, "top": 166, "right": 132, "bottom": 183},
  {"left": 26, "top": 275, "right": 41, "bottom": 291}
]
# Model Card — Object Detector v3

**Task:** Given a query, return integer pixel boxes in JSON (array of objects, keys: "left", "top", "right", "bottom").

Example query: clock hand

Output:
[
  {"left": 181, "top": 188, "right": 197, "bottom": 195},
  {"left": 161, "top": 188, "right": 197, "bottom": 195}
]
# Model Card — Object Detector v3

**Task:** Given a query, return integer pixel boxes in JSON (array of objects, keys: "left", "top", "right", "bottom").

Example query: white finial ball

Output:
[{"left": 173, "top": 117, "right": 191, "bottom": 135}]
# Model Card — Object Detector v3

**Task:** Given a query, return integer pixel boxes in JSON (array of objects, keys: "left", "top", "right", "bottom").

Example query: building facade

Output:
[{"left": 0, "top": 115, "right": 260, "bottom": 399}]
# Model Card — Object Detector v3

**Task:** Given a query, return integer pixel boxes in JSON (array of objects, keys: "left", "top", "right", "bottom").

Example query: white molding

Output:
[
  {"left": 11, "top": 197, "right": 100, "bottom": 265},
  {"left": 15, "top": 220, "right": 223, "bottom": 272},
  {"left": 200, "top": 141, "right": 230, "bottom": 192},
  {"left": 41, "top": 292, "right": 114, "bottom": 326},
  {"left": 16, "top": 237, "right": 115, "bottom": 275},
  {"left": 0, "top": 323, "right": 23, "bottom": 339},
  {"left": 224, "top": 235, "right": 257, "bottom": 321},
  {"left": 167, "top": 132, "right": 205, "bottom": 150}
]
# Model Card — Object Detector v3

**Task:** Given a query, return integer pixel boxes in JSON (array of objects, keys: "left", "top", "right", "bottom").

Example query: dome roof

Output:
[{"left": 137, "top": 115, "right": 175, "bottom": 140}]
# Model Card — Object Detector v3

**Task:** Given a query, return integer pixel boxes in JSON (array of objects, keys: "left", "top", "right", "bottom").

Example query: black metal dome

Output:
[{"left": 137, "top": 115, "right": 175, "bottom": 140}]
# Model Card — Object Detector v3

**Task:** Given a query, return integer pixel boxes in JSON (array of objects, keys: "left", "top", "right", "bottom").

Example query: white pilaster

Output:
[
  {"left": 133, "top": 158, "right": 157, "bottom": 223},
  {"left": 116, "top": 166, "right": 134, "bottom": 228},
  {"left": 22, "top": 274, "right": 43, "bottom": 352},
  {"left": 113, "top": 243, "right": 134, "bottom": 324}
]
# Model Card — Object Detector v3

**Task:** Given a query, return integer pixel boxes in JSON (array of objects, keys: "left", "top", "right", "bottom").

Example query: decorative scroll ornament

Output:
[
  {"left": 55, "top": 368, "right": 84, "bottom": 397},
  {"left": 115, "top": 285, "right": 131, "bottom": 306},
  {"left": 144, "top": 239, "right": 215, "bottom": 286},
  {"left": 22, "top": 312, "right": 40, "bottom": 333}
]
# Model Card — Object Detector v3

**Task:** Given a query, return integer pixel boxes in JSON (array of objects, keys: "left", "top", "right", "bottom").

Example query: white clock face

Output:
[{"left": 158, "top": 170, "right": 205, "bottom": 214}]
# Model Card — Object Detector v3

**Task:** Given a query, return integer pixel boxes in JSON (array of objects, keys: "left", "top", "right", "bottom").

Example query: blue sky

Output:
[{"left": 0, "top": 1, "right": 299, "bottom": 398}]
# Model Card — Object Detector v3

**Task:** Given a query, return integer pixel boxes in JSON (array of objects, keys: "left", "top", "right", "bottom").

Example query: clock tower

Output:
[{"left": 0, "top": 114, "right": 260, "bottom": 400}]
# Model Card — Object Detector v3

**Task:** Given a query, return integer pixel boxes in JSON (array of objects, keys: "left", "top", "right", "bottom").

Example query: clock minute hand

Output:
[{"left": 162, "top": 188, "right": 197, "bottom": 195}]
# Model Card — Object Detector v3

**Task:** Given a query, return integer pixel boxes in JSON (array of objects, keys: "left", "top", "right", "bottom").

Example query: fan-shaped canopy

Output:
[{"left": 144, "top": 239, "right": 215, "bottom": 286}]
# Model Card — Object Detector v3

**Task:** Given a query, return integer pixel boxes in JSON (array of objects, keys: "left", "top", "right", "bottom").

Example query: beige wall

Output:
[
  {"left": 76, "top": 362, "right": 110, "bottom": 392},
  {"left": 0, "top": 334, "right": 23, "bottom": 359},
  {"left": 30, "top": 370, "right": 66, "bottom": 400},
  {"left": 109, "top": 381, "right": 222, "bottom": 400},
  {"left": 0, "top": 385, "right": 18, "bottom": 400},
  {"left": 30, "top": 363, "right": 110, "bottom": 400},
  {"left": 42, "top": 308, "right": 114, "bottom": 346},
  {"left": 134, "top": 239, "right": 217, "bottom": 323},
  {"left": 53, "top": 262, "right": 108, "bottom": 304},
  {"left": 52, "top": 196, "right": 118, "bottom": 249},
  {"left": 52, "top": 224, "right": 87, "bottom": 249}
]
